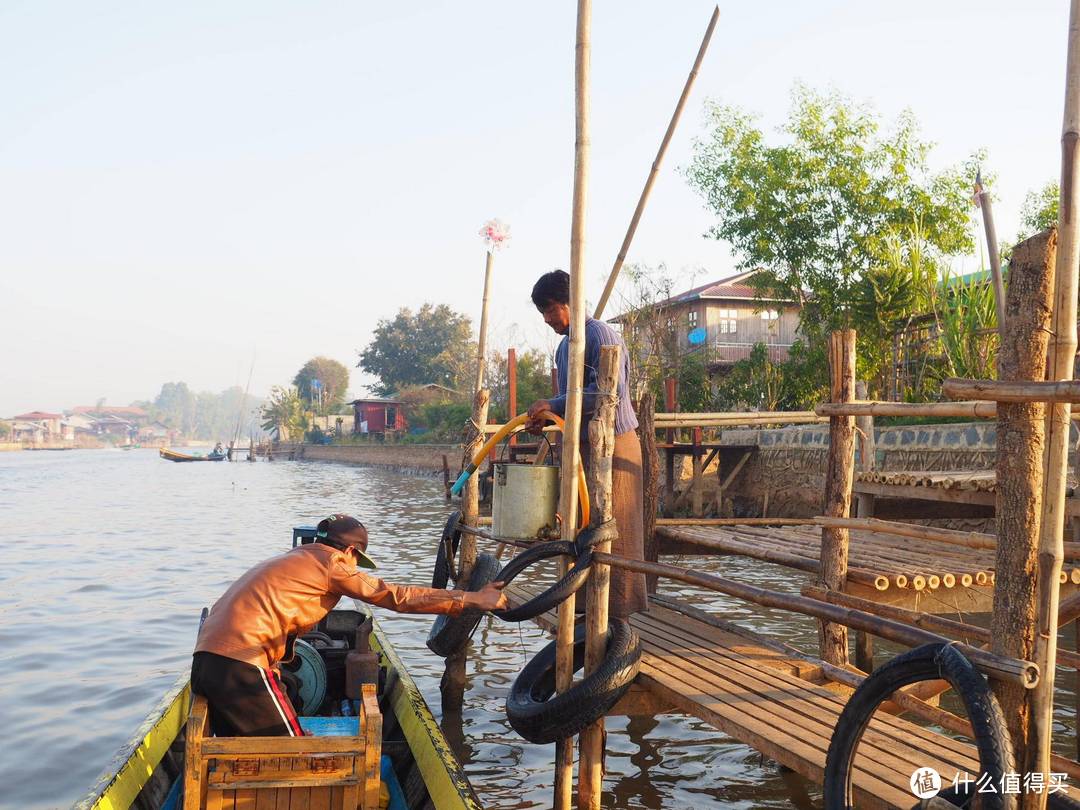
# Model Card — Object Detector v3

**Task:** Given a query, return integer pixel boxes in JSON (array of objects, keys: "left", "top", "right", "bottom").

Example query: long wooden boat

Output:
[
  {"left": 159, "top": 448, "right": 227, "bottom": 463},
  {"left": 77, "top": 610, "right": 483, "bottom": 810}
]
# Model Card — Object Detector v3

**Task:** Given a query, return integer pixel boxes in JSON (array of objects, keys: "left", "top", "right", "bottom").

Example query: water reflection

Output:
[{"left": 4, "top": 448, "right": 964, "bottom": 809}]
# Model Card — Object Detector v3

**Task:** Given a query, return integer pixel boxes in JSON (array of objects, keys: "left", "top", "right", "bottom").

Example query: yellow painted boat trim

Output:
[
  {"left": 371, "top": 621, "right": 483, "bottom": 810},
  {"left": 77, "top": 672, "right": 190, "bottom": 810}
]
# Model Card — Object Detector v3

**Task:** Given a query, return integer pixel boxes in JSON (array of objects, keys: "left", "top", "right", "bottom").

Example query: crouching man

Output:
[{"left": 192, "top": 513, "right": 506, "bottom": 736}]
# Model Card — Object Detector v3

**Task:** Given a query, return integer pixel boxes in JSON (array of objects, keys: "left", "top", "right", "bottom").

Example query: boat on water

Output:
[
  {"left": 78, "top": 524, "right": 481, "bottom": 810},
  {"left": 77, "top": 608, "right": 481, "bottom": 810},
  {"left": 159, "top": 448, "right": 227, "bottom": 463}
]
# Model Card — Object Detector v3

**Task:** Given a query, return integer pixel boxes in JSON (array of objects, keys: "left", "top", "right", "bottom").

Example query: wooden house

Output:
[
  {"left": 351, "top": 398, "right": 406, "bottom": 435},
  {"left": 616, "top": 270, "right": 802, "bottom": 369}
]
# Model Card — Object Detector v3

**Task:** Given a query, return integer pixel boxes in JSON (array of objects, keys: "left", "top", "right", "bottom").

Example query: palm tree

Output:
[{"left": 261, "top": 386, "right": 308, "bottom": 441}]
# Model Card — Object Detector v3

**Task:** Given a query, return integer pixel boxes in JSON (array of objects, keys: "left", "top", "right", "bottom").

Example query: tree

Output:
[
  {"left": 293, "top": 357, "right": 350, "bottom": 415},
  {"left": 1019, "top": 181, "right": 1059, "bottom": 237},
  {"left": 261, "top": 386, "right": 308, "bottom": 441},
  {"left": 612, "top": 263, "right": 690, "bottom": 400},
  {"left": 153, "top": 382, "right": 197, "bottom": 436},
  {"left": 358, "top": 304, "right": 476, "bottom": 396},
  {"left": 686, "top": 85, "right": 978, "bottom": 346}
]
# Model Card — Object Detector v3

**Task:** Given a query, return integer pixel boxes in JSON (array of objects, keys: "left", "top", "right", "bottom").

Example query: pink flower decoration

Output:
[{"left": 479, "top": 218, "right": 511, "bottom": 252}]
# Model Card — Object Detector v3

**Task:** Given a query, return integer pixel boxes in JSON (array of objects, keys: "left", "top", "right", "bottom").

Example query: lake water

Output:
[{"left": 5, "top": 448, "right": 1070, "bottom": 809}]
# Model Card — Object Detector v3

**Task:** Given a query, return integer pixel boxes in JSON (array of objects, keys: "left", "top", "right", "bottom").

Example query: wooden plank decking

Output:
[{"left": 505, "top": 584, "right": 1005, "bottom": 809}]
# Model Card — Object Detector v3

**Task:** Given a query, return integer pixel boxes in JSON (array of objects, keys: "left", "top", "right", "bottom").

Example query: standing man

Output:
[
  {"left": 526, "top": 270, "right": 647, "bottom": 617},
  {"left": 192, "top": 514, "right": 507, "bottom": 736}
]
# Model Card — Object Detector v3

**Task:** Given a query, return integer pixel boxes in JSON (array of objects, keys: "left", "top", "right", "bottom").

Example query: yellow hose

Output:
[{"left": 449, "top": 410, "right": 590, "bottom": 529}]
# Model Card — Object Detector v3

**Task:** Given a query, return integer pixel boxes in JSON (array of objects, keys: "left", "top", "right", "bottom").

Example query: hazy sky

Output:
[{"left": 1, "top": 1, "right": 1070, "bottom": 416}]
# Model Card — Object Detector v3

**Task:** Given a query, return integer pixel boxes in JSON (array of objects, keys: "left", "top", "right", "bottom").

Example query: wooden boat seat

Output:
[{"left": 182, "top": 684, "right": 382, "bottom": 810}]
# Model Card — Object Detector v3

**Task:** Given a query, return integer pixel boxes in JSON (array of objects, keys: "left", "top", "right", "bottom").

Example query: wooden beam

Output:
[
  {"left": 556, "top": 2, "right": 591, "bottom": 807},
  {"left": 819, "top": 330, "right": 856, "bottom": 666},
  {"left": 639, "top": 392, "right": 660, "bottom": 593},
  {"left": 943, "top": 378, "right": 1080, "bottom": 403},
  {"left": 816, "top": 400, "right": 997, "bottom": 418},
  {"left": 578, "top": 345, "right": 619, "bottom": 809}
]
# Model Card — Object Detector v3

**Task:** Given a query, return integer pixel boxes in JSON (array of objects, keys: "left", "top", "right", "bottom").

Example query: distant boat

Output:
[{"left": 158, "top": 448, "right": 226, "bottom": 463}]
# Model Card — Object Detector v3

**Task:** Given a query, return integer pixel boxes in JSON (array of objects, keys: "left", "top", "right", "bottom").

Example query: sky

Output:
[{"left": 0, "top": 1, "right": 1071, "bottom": 416}]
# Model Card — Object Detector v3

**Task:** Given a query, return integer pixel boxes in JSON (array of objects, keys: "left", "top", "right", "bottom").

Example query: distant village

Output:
[{"left": 1, "top": 406, "right": 176, "bottom": 450}]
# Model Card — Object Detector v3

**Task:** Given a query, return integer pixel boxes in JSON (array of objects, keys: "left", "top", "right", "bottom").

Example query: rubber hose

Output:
[
  {"left": 823, "top": 643, "right": 1015, "bottom": 810},
  {"left": 449, "top": 410, "right": 590, "bottom": 529}
]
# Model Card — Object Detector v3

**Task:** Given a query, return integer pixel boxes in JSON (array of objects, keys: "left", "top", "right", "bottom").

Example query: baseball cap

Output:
[{"left": 316, "top": 514, "right": 377, "bottom": 569}]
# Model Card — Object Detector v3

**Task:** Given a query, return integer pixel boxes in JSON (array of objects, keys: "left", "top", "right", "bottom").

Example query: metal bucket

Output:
[{"left": 492, "top": 462, "right": 560, "bottom": 540}]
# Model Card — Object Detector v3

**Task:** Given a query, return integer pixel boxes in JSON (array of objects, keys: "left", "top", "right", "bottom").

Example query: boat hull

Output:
[
  {"left": 159, "top": 449, "right": 226, "bottom": 463},
  {"left": 77, "top": 612, "right": 481, "bottom": 810}
]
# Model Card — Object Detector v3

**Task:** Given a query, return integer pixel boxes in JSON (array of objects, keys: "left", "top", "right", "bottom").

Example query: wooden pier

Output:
[{"left": 504, "top": 584, "right": 1076, "bottom": 808}]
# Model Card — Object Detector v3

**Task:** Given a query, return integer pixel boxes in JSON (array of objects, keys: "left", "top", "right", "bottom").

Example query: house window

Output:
[
  {"left": 385, "top": 406, "right": 397, "bottom": 428},
  {"left": 760, "top": 309, "right": 779, "bottom": 321},
  {"left": 717, "top": 308, "right": 738, "bottom": 334},
  {"left": 687, "top": 310, "right": 699, "bottom": 329}
]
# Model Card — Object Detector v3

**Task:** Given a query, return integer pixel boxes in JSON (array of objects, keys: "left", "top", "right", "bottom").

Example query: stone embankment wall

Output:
[
  {"left": 687, "top": 421, "right": 1012, "bottom": 519},
  {"left": 274, "top": 442, "right": 459, "bottom": 477}
]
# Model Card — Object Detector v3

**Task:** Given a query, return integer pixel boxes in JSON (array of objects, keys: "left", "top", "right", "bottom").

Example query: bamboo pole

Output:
[
  {"left": 593, "top": 552, "right": 1038, "bottom": 686},
  {"left": 816, "top": 515, "right": 1080, "bottom": 560},
  {"left": 578, "top": 346, "right": 619, "bottom": 809},
  {"left": 655, "top": 411, "right": 826, "bottom": 425},
  {"left": 508, "top": 348, "right": 517, "bottom": 447},
  {"left": 943, "top": 378, "right": 1080, "bottom": 403},
  {"left": 592, "top": 5, "right": 719, "bottom": 320},
  {"left": 854, "top": 382, "right": 876, "bottom": 522},
  {"left": 975, "top": 171, "right": 1008, "bottom": 341},
  {"left": 657, "top": 517, "right": 816, "bottom": 526},
  {"left": 554, "top": 3, "right": 591, "bottom": 806},
  {"left": 1029, "top": 8, "right": 1080, "bottom": 799},
  {"left": 443, "top": 387, "right": 490, "bottom": 711},
  {"left": 473, "top": 252, "right": 495, "bottom": 394},
  {"left": 819, "top": 330, "right": 857, "bottom": 666},
  {"left": 639, "top": 392, "right": 660, "bottom": 593},
  {"left": 816, "top": 400, "right": 998, "bottom": 418}
]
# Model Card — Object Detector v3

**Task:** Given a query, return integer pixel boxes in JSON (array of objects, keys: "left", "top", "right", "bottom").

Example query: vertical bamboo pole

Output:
[
  {"left": 853, "top": 381, "right": 875, "bottom": 673},
  {"left": 474, "top": 251, "right": 495, "bottom": 395},
  {"left": 691, "top": 427, "right": 703, "bottom": 516},
  {"left": 639, "top": 391, "right": 660, "bottom": 593},
  {"left": 443, "top": 387, "right": 489, "bottom": 712},
  {"left": 818, "top": 329, "right": 856, "bottom": 666},
  {"left": 976, "top": 174, "right": 1008, "bottom": 343},
  {"left": 1029, "top": 8, "right": 1080, "bottom": 801},
  {"left": 508, "top": 348, "right": 518, "bottom": 447},
  {"left": 592, "top": 6, "right": 720, "bottom": 320},
  {"left": 992, "top": 229, "right": 1055, "bottom": 758},
  {"left": 578, "top": 345, "right": 619, "bottom": 809},
  {"left": 554, "top": 2, "right": 592, "bottom": 806},
  {"left": 663, "top": 377, "right": 676, "bottom": 512}
]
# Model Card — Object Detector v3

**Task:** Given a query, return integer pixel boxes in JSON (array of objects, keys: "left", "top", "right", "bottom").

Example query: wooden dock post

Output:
[
  {"left": 442, "top": 387, "right": 489, "bottom": 712},
  {"left": 818, "top": 329, "right": 856, "bottom": 667},
  {"left": 553, "top": 2, "right": 592, "bottom": 806},
  {"left": 578, "top": 345, "right": 619, "bottom": 809},
  {"left": 663, "top": 377, "right": 676, "bottom": 513},
  {"left": 639, "top": 391, "right": 660, "bottom": 593},
  {"left": 1029, "top": 13, "right": 1080, "bottom": 798},
  {"left": 853, "top": 381, "right": 876, "bottom": 672},
  {"left": 992, "top": 228, "right": 1055, "bottom": 760}
]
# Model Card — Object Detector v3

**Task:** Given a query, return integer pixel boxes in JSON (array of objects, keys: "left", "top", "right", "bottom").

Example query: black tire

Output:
[
  {"left": 493, "top": 542, "right": 592, "bottom": 623},
  {"left": 506, "top": 618, "right": 641, "bottom": 744},
  {"left": 823, "top": 643, "right": 1015, "bottom": 810},
  {"left": 432, "top": 511, "right": 462, "bottom": 589},
  {"left": 426, "top": 552, "right": 501, "bottom": 658}
]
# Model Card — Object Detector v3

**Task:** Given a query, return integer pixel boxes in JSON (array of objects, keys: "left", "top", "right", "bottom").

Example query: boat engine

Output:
[{"left": 281, "top": 639, "right": 328, "bottom": 715}]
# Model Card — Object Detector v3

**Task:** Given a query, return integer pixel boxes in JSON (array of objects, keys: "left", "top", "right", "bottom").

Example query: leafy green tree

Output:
[
  {"left": 686, "top": 85, "right": 978, "bottom": 346},
  {"left": 293, "top": 357, "right": 350, "bottom": 415},
  {"left": 358, "top": 304, "right": 475, "bottom": 396},
  {"left": 261, "top": 386, "right": 308, "bottom": 441},
  {"left": 1019, "top": 181, "right": 1060, "bottom": 237}
]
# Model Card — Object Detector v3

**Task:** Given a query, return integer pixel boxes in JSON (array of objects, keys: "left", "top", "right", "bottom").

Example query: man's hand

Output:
[
  {"left": 470, "top": 581, "right": 508, "bottom": 611},
  {"left": 525, "top": 399, "right": 553, "bottom": 433}
]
